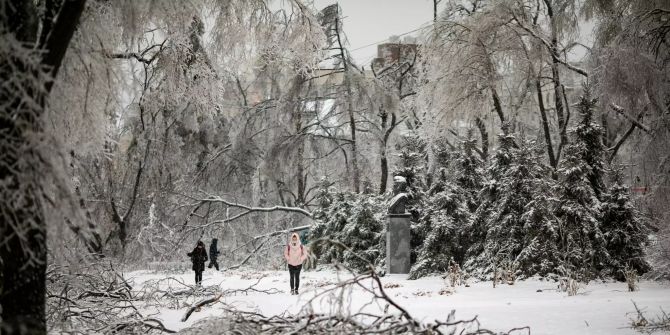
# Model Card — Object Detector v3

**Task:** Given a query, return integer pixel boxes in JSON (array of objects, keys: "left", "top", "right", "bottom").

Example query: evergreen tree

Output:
[
  {"left": 554, "top": 142, "right": 610, "bottom": 280},
  {"left": 600, "top": 170, "right": 650, "bottom": 279},
  {"left": 453, "top": 130, "right": 485, "bottom": 213},
  {"left": 464, "top": 127, "right": 514, "bottom": 272},
  {"left": 466, "top": 134, "right": 560, "bottom": 278},
  {"left": 393, "top": 131, "right": 429, "bottom": 265},
  {"left": 392, "top": 131, "right": 428, "bottom": 210},
  {"left": 409, "top": 131, "right": 484, "bottom": 277},
  {"left": 572, "top": 86, "right": 607, "bottom": 199},
  {"left": 510, "top": 143, "right": 560, "bottom": 277},
  {"left": 452, "top": 130, "right": 486, "bottom": 272},
  {"left": 309, "top": 184, "right": 386, "bottom": 272},
  {"left": 409, "top": 168, "right": 471, "bottom": 279}
]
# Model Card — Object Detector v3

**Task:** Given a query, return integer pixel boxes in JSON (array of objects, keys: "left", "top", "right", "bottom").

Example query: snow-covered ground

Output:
[{"left": 127, "top": 268, "right": 670, "bottom": 334}]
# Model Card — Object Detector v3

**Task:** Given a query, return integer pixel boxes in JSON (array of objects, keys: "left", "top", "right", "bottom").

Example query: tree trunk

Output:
[
  {"left": 379, "top": 151, "right": 389, "bottom": 194},
  {"left": 347, "top": 80, "right": 360, "bottom": 193},
  {"left": 0, "top": 1, "right": 86, "bottom": 333},
  {"left": 294, "top": 86, "right": 306, "bottom": 206},
  {"left": 544, "top": 0, "right": 568, "bottom": 165},
  {"left": 379, "top": 110, "right": 397, "bottom": 195},
  {"left": 475, "top": 117, "right": 489, "bottom": 161},
  {"left": 335, "top": 14, "right": 360, "bottom": 193},
  {"left": 379, "top": 110, "right": 389, "bottom": 194},
  {"left": 536, "top": 80, "right": 556, "bottom": 168},
  {"left": 490, "top": 87, "right": 505, "bottom": 124}
]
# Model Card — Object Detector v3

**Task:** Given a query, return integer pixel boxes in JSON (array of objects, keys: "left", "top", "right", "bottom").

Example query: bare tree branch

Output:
[{"left": 611, "top": 103, "right": 651, "bottom": 133}]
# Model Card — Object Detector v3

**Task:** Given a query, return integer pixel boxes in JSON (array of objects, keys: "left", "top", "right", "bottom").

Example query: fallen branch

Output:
[
  {"left": 181, "top": 278, "right": 281, "bottom": 322},
  {"left": 143, "top": 318, "right": 176, "bottom": 334},
  {"left": 611, "top": 104, "right": 651, "bottom": 133},
  {"left": 608, "top": 107, "right": 645, "bottom": 163},
  {"left": 181, "top": 294, "right": 223, "bottom": 322},
  {"left": 629, "top": 301, "right": 670, "bottom": 333}
]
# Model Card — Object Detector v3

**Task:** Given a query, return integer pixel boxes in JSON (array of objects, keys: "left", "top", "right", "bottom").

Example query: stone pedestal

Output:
[{"left": 386, "top": 213, "right": 411, "bottom": 274}]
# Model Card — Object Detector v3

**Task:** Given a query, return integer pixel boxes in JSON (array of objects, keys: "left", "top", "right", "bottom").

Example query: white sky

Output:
[
  {"left": 308, "top": 0, "right": 594, "bottom": 66},
  {"left": 311, "top": 0, "right": 436, "bottom": 67}
]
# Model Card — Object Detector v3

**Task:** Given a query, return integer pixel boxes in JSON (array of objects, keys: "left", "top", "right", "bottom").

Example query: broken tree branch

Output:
[{"left": 611, "top": 103, "right": 651, "bottom": 133}]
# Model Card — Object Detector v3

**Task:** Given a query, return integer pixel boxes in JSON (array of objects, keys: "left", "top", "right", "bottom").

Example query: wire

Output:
[{"left": 348, "top": 21, "right": 433, "bottom": 54}]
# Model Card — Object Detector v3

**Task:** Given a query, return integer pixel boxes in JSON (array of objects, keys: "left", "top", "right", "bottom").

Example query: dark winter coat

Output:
[
  {"left": 209, "top": 239, "right": 220, "bottom": 260},
  {"left": 187, "top": 241, "right": 208, "bottom": 272}
]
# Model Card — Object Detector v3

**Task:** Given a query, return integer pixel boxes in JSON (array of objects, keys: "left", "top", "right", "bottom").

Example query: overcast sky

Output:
[
  {"left": 312, "top": 0, "right": 436, "bottom": 66},
  {"left": 308, "top": 0, "right": 593, "bottom": 66}
]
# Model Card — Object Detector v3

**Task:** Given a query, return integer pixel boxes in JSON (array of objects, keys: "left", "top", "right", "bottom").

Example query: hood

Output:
[
  {"left": 196, "top": 240, "right": 205, "bottom": 248},
  {"left": 211, "top": 238, "right": 218, "bottom": 245},
  {"left": 289, "top": 233, "right": 301, "bottom": 246}
]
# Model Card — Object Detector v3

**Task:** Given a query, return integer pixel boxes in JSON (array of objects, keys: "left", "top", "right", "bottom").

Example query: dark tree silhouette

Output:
[{"left": 0, "top": 0, "right": 86, "bottom": 333}]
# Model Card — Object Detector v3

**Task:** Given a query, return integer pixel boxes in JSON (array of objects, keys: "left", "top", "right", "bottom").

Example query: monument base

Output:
[{"left": 386, "top": 213, "right": 411, "bottom": 274}]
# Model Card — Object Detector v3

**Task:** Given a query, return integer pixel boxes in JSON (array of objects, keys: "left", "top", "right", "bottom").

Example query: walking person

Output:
[
  {"left": 208, "top": 238, "right": 220, "bottom": 271},
  {"left": 284, "top": 232, "right": 307, "bottom": 295},
  {"left": 187, "top": 240, "right": 208, "bottom": 285}
]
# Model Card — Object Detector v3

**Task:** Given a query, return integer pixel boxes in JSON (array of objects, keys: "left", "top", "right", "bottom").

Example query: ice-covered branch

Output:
[
  {"left": 193, "top": 195, "right": 312, "bottom": 218},
  {"left": 610, "top": 103, "right": 651, "bottom": 133}
]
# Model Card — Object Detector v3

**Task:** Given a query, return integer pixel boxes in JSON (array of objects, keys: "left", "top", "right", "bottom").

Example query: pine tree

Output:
[
  {"left": 309, "top": 184, "right": 386, "bottom": 272},
  {"left": 572, "top": 86, "right": 607, "bottom": 199},
  {"left": 392, "top": 131, "right": 427, "bottom": 206},
  {"left": 409, "top": 168, "right": 471, "bottom": 279},
  {"left": 467, "top": 134, "right": 560, "bottom": 278},
  {"left": 393, "top": 131, "right": 428, "bottom": 265},
  {"left": 600, "top": 170, "right": 650, "bottom": 280},
  {"left": 511, "top": 143, "right": 561, "bottom": 277},
  {"left": 464, "top": 128, "right": 513, "bottom": 273},
  {"left": 453, "top": 130, "right": 485, "bottom": 212},
  {"left": 554, "top": 142, "right": 610, "bottom": 280},
  {"left": 451, "top": 131, "right": 485, "bottom": 272}
]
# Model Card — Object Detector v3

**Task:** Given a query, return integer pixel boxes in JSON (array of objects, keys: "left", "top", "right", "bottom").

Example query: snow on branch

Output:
[
  {"left": 610, "top": 103, "right": 651, "bottom": 133},
  {"left": 225, "top": 225, "right": 312, "bottom": 271},
  {"left": 179, "top": 238, "right": 528, "bottom": 334},
  {"left": 509, "top": 14, "right": 588, "bottom": 77},
  {"left": 192, "top": 195, "right": 312, "bottom": 218}
]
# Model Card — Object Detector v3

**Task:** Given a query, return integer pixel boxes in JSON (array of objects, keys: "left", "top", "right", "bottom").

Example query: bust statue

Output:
[{"left": 388, "top": 176, "right": 409, "bottom": 214}]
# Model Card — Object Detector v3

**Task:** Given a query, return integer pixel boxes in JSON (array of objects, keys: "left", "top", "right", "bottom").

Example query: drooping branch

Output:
[
  {"left": 509, "top": 14, "right": 588, "bottom": 77},
  {"left": 195, "top": 196, "right": 312, "bottom": 217},
  {"left": 608, "top": 106, "right": 648, "bottom": 164},
  {"left": 107, "top": 52, "right": 153, "bottom": 64},
  {"left": 611, "top": 103, "right": 651, "bottom": 133},
  {"left": 105, "top": 41, "right": 167, "bottom": 65}
]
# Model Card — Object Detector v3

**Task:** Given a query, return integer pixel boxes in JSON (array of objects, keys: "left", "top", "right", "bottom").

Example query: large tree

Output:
[{"left": 1, "top": 0, "right": 86, "bottom": 333}]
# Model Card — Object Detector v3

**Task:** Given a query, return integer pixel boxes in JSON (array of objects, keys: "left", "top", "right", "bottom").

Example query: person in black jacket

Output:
[
  {"left": 208, "top": 238, "right": 220, "bottom": 271},
  {"left": 187, "top": 240, "right": 208, "bottom": 285}
]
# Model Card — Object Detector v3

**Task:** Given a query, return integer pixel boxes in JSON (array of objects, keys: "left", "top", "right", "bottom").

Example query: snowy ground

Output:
[{"left": 126, "top": 267, "right": 670, "bottom": 334}]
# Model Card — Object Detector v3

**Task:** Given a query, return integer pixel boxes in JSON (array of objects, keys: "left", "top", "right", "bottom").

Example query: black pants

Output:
[
  {"left": 288, "top": 264, "right": 302, "bottom": 291},
  {"left": 195, "top": 271, "right": 203, "bottom": 285},
  {"left": 208, "top": 259, "right": 219, "bottom": 271}
]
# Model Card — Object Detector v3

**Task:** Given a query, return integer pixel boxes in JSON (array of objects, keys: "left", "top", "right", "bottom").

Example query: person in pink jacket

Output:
[{"left": 284, "top": 232, "right": 307, "bottom": 295}]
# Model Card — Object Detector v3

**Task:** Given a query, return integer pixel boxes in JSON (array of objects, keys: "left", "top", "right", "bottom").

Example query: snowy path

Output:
[{"left": 127, "top": 268, "right": 670, "bottom": 334}]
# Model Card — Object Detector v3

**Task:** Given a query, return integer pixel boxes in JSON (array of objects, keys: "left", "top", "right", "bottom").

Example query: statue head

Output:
[
  {"left": 388, "top": 176, "right": 409, "bottom": 214},
  {"left": 392, "top": 175, "right": 407, "bottom": 195}
]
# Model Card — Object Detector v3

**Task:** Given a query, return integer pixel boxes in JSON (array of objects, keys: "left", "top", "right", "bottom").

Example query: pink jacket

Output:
[{"left": 284, "top": 233, "right": 307, "bottom": 266}]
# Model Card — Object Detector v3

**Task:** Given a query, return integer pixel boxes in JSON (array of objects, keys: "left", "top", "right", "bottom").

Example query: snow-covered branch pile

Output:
[
  {"left": 46, "top": 262, "right": 175, "bottom": 334},
  {"left": 178, "top": 264, "right": 528, "bottom": 335}
]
